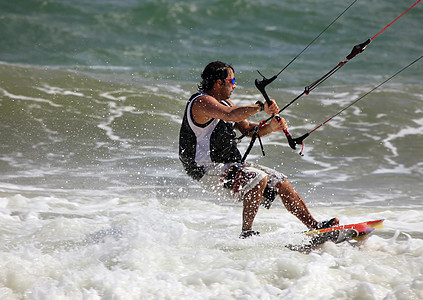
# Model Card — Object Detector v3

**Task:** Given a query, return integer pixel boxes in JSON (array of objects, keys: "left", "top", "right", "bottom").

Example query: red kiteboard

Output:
[{"left": 287, "top": 219, "right": 384, "bottom": 252}]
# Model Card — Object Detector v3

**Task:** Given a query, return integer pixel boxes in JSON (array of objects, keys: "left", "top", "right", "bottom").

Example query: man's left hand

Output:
[{"left": 269, "top": 115, "right": 288, "bottom": 132}]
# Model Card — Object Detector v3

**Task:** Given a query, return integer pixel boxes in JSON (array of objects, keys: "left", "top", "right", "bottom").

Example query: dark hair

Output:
[{"left": 198, "top": 61, "right": 234, "bottom": 92}]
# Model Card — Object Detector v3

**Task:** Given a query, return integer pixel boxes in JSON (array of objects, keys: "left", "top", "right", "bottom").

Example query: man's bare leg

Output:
[
  {"left": 278, "top": 179, "right": 339, "bottom": 230},
  {"left": 242, "top": 177, "right": 268, "bottom": 232}
]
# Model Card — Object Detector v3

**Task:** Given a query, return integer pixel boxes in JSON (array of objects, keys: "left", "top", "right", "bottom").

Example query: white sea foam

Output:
[
  {"left": 95, "top": 99, "right": 136, "bottom": 145},
  {"left": 381, "top": 117, "right": 423, "bottom": 158},
  {"left": 0, "top": 192, "right": 422, "bottom": 299},
  {"left": 35, "top": 84, "right": 85, "bottom": 97},
  {"left": 0, "top": 88, "right": 62, "bottom": 108}
]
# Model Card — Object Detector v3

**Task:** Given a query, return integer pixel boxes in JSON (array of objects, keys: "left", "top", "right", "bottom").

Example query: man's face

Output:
[{"left": 221, "top": 68, "right": 236, "bottom": 100}]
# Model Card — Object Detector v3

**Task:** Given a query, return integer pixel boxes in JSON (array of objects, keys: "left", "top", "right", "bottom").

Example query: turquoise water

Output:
[
  {"left": 1, "top": 0, "right": 422, "bottom": 299},
  {"left": 1, "top": 0, "right": 421, "bottom": 83}
]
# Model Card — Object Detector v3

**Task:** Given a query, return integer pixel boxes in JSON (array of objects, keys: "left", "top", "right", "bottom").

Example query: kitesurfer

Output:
[{"left": 179, "top": 61, "right": 339, "bottom": 238}]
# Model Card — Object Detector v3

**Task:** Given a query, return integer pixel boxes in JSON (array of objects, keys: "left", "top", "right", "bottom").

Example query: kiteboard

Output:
[{"left": 286, "top": 219, "right": 384, "bottom": 253}]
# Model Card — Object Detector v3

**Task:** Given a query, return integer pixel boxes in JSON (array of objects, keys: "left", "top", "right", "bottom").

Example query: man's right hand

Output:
[{"left": 263, "top": 99, "right": 280, "bottom": 116}]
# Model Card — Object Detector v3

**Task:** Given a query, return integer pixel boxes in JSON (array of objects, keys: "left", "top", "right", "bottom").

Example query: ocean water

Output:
[{"left": 1, "top": 0, "right": 422, "bottom": 299}]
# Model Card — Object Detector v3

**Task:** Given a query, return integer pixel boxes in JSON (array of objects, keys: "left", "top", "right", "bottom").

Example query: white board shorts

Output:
[{"left": 198, "top": 162, "right": 288, "bottom": 201}]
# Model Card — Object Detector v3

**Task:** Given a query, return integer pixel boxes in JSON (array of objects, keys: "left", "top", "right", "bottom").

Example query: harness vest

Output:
[{"left": 179, "top": 92, "right": 242, "bottom": 180}]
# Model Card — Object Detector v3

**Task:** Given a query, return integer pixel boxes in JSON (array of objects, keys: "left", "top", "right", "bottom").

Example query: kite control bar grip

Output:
[
  {"left": 255, "top": 73, "right": 298, "bottom": 150},
  {"left": 284, "top": 130, "right": 310, "bottom": 152},
  {"left": 283, "top": 128, "right": 297, "bottom": 150},
  {"left": 283, "top": 131, "right": 311, "bottom": 156},
  {"left": 293, "top": 132, "right": 310, "bottom": 146},
  {"left": 255, "top": 73, "right": 278, "bottom": 105}
]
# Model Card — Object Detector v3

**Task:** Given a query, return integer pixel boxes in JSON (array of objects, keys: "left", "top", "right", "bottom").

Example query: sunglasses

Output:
[{"left": 225, "top": 78, "right": 236, "bottom": 84}]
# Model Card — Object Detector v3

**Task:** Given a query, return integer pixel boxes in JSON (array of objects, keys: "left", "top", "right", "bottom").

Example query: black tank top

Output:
[{"left": 179, "top": 92, "right": 242, "bottom": 180}]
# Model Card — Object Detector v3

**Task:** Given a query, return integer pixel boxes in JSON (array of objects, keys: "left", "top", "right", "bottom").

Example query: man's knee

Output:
[
  {"left": 246, "top": 177, "right": 268, "bottom": 201},
  {"left": 258, "top": 177, "right": 268, "bottom": 190},
  {"left": 277, "top": 178, "right": 292, "bottom": 195}
]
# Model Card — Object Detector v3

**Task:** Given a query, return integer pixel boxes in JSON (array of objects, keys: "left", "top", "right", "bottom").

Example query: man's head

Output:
[{"left": 198, "top": 61, "right": 235, "bottom": 93}]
